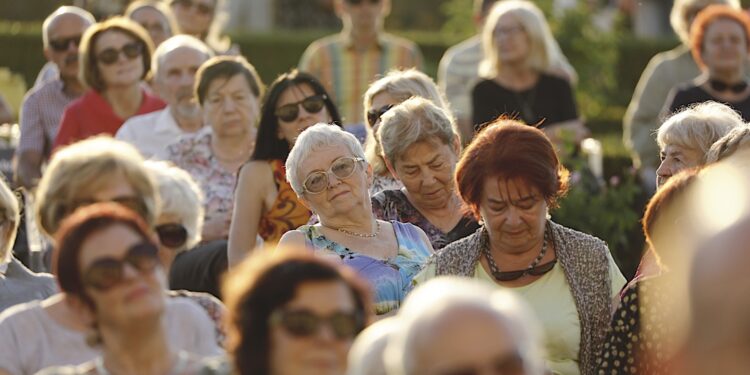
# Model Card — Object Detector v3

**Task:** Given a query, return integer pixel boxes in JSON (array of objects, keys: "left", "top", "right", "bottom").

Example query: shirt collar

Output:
[{"left": 154, "top": 107, "right": 182, "bottom": 135}]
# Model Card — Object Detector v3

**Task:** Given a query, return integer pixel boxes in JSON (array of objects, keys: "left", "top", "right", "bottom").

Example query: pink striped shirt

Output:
[{"left": 18, "top": 79, "right": 80, "bottom": 158}]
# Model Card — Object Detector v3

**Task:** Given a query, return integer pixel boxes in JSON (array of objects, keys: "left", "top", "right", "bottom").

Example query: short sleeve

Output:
[{"left": 0, "top": 313, "right": 23, "bottom": 374}]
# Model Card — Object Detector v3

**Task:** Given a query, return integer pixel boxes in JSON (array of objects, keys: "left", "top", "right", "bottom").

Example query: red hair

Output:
[
  {"left": 642, "top": 168, "right": 700, "bottom": 252},
  {"left": 455, "top": 119, "right": 569, "bottom": 220},
  {"left": 690, "top": 5, "right": 750, "bottom": 69}
]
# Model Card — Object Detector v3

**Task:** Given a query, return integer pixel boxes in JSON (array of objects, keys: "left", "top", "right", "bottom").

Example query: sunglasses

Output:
[
  {"left": 274, "top": 94, "right": 327, "bottom": 123},
  {"left": 439, "top": 351, "right": 525, "bottom": 375},
  {"left": 172, "top": 0, "right": 215, "bottom": 15},
  {"left": 96, "top": 42, "right": 143, "bottom": 65},
  {"left": 82, "top": 242, "right": 160, "bottom": 291},
  {"left": 366, "top": 104, "right": 394, "bottom": 128},
  {"left": 49, "top": 35, "right": 82, "bottom": 52},
  {"left": 269, "top": 308, "right": 363, "bottom": 340},
  {"left": 156, "top": 223, "right": 188, "bottom": 249},
  {"left": 346, "top": 0, "right": 381, "bottom": 5},
  {"left": 302, "top": 156, "right": 364, "bottom": 194}
]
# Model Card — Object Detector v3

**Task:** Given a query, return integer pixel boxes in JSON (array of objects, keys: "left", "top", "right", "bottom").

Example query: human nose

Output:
[
  {"left": 656, "top": 159, "right": 671, "bottom": 178},
  {"left": 222, "top": 97, "right": 237, "bottom": 112}
]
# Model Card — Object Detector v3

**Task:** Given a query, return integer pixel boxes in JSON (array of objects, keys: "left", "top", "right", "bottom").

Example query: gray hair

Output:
[
  {"left": 378, "top": 96, "right": 460, "bottom": 167},
  {"left": 286, "top": 123, "right": 367, "bottom": 195},
  {"left": 0, "top": 178, "right": 19, "bottom": 265},
  {"left": 706, "top": 125, "right": 750, "bottom": 164},
  {"left": 152, "top": 35, "right": 214, "bottom": 79},
  {"left": 42, "top": 6, "right": 95, "bottom": 49},
  {"left": 384, "top": 277, "right": 546, "bottom": 375},
  {"left": 657, "top": 101, "right": 743, "bottom": 163},
  {"left": 347, "top": 317, "right": 401, "bottom": 375},
  {"left": 670, "top": 0, "right": 741, "bottom": 45},
  {"left": 144, "top": 161, "right": 204, "bottom": 251}
]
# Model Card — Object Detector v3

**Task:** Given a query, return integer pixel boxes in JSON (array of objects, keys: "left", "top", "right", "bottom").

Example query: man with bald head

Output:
[{"left": 15, "top": 6, "right": 94, "bottom": 190}]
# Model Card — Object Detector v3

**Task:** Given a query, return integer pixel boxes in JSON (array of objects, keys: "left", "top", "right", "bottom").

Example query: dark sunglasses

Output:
[
  {"left": 49, "top": 35, "right": 82, "bottom": 52},
  {"left": 346, "top": 0, "right": 381, "bottom": 5},
  {"left": 366, "top": 104, "right": 394, "bottom": 128},
  {"left": 96, "top": 42, "right": 143, "bottom": 65},
  {"left": 492, "top": 259, "right": 557, "bottom": 282},
  {"left": 172, "top": 0, "right": 215, "bottom": 15},
  {"left": 270, "top": 308, "right": 363, "bottom": 340},
  {"left": 274, "top": 94, "right": 327, "bottom": 123},
  {"left": 439, "top": 351, "right": 525, "bottom": 375},
  {"left": 82, "top": 242, "right": 160, "bottom": 291},
  {"left": 156, "top": 223, "right": 188, "bottom": 249}
]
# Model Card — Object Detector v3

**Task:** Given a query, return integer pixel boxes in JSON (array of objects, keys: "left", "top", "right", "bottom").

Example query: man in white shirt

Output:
[{"left": 116, "top": 35, "right": 213, "bottom": 159}]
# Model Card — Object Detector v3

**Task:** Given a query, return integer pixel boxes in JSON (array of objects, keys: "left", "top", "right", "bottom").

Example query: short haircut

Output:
[
  {"left": 53, "top": 202, "right": 154, "bottom": 309},
  {"left": 195, "top": 55, "right": 264, "bottom": 106},
  {"left": 252, "top": 69, "right": 342, "bottom": 162},
  {"left": 35, "top": 136, "right": 158, "bottom": 238},
  {"left": 706, "top": 125, "right": 750, "bottom": 163},
  {"left": 378, "top": 97, "right": 460, "bottom": 168},
  {"left": 689, "top": 4, "right": 750, "bottom": 68},
  {"left": 642, "top": 168, "right": 700, "bottom": 253},
  {"left": 78, "top": 17, "right": 155, "bottom": 92},
  {"left": 455, "top": 119, "right": 569, "bottom": 219},
  {"left": 151, "top": 34, "right": 214, "bottom": 79},
  {"left": 670, "top": 0, "right": 741, "bottom": 45},
  {"left": 285, "top": 123, "right": 367, "bottom": 195},
  {"left": 657, "top": 101, "right": 743, "bottom": 163},
  {"left": 0, "top": 178, "right": 19, "bottom": 265},
  {"left": 222, "top": 247, "right": 372, "bottom": 375},
  {"left": 42, "top": 6, "right": 95, "bottom": 49},
  {"left": 363, "top": 68, "right": 451, "bottom": 175},
  {"left": 144, "top": 161, "right": 204, "bottom": 251},
  {"left": 385, "top": 277, "right": 546, "bottom": 375},
  {"left": 125, "top": 0, "right": 179, "bottom": 38}
]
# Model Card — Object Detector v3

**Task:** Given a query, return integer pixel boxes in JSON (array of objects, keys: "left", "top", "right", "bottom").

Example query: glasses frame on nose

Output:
[
  {"left": 82, "top": 242, "right": 160, "bottom": 291},
  {"left": 345, "top": 0, "right": 381, "bottom": 5},
  {"left": 96, "top": 42, "right": 144, "bottom": 66},
  {"left": 269, "top": 308, "right": 364, "bottom": 340},
  {"left": 366, "top": 104, "right": 394, "bottom": 128},
  {"left": 274, "top": 94, "right": 328, "bottom": 123},
  {"left": 301, "top": 156, "right": 365, "bottom": 195},
  {"left": 171, "top": 0, "right": 215, "bottom": 16},
  {"left": 155, "top": 223, "right": 188, "bottom": 249},
  {"left": 49, "top": 35, "right": 82, "bottom": 52}
]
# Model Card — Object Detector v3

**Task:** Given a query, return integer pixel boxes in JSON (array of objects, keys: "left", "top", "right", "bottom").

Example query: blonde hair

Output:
[
  {"left": 363, "top": 69, "right": 451, "bottom": 175},
  {"left": 35, "top": 137, "right": 158, "bottom": 238},
  {"left": 670, "top": 0, "right": 741, "bottom": 45},
  {"left": 0, "top": 178, "right": 19, "bottom": 265}
]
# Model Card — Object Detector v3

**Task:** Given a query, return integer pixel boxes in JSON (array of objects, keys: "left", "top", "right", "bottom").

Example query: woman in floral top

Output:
[{"left": 167, "top": 56, "right": 264, "bottom": 242}]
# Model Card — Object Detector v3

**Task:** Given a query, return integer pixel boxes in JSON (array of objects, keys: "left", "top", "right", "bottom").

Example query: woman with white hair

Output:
[
  {"left": 385, "top": 277, "right": 546, "bottom": 375},
  {"left": 278, "top": 124, "right": 433, "bottom": 316},
  {"left": 706, "top": 124, "right": 750, "bottom": 163},
  {"left": 471, "top": 0, "right": 586, "bottom": 146}
]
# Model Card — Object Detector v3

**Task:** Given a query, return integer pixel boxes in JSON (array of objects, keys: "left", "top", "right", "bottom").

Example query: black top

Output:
[
  {"left": 472, "top": 73, "right": 578, "bottom": 128},
  {"left": 667, "top": 84, "right": 750, "bottom": 121},
  {"left": 169, "top": 239, "right": 228, "bottom": 300}
]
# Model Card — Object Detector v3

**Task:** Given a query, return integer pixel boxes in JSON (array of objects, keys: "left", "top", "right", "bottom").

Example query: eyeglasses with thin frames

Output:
[{"left": 302, "top": 156, "right": 364, "bottom": 194}]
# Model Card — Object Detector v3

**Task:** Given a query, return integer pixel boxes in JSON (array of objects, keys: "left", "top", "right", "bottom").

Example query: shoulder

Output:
[
  {"left": 551, "top": 221, "right": 608, "bottom": 254},
  {"left": 303, "top": 34, "right": 342, "bottom": 53},
  {"left": 239, "top": 160, "right": 273, "bottom": 180},
  {"left": 142, "top": 90, "right": 167, "bottom": 109},
  {"left": 278, "top": 229, "right": 308, "bottom": 248},
  {"left": 380, "top": 33, "right": 420, "bottom": 50},
  {"left": 167, "top": 128, "right": 211, "bottom": 156},
  {"left": 539, "top": 73, "right": 572, "bottom": 89},
  {"left": 23, "top": 79, "right": 61, "bottom": 103},
  {"left": 0, "top": 299, "right": 44, "bottom": 324},
  {"left": 434, "top": 228, "right": 482, "bottom": 260},
  {"left": 473, "top": 78, "right": 497, "bottom": 92},
  {"left": 165, "top": 295, "right": 212, "bottom": 321}
]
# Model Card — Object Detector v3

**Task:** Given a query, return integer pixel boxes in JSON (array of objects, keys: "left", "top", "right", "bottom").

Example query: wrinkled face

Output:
[
  {"left": 269, "top": 281, "right": 357, "bottom": 375},
  {"left": 155, "top": 46, "right": 208, "bottom": 117},
  {"left": 130, "top": 7, "right": 171, "bottom": 47},
  {"left": 203, "top": 74, "right": 260, "bottom": 139},
  {"left": 656, "top": 144, "right": 703, "bottom": 188},
  {"left": 392, "top": 138, "right": 459, "bottom": 210},
  {"left": 415, "top": 308, "right": 528, "bottom": 375},
  {"left": 479, "top": 177, "right": 548, "bottom": 253},
  {"left": 78, "top": 224, "right": 165, "bottom": 328},
  {"left": 494, "top": 13, "right": 530, "bottom": 67},
  {"left": 339, "top": 0, "right": 389, "bottom": 33},
  {"left": 170, "top": 0, "right": 215, "bottom": 37},
  {"left": 45, "top": 14, "right": 90, "bottom": 80},
  {"left": 702, "top": 18, "right": 748, "bottom": 73},
  {"left": 276, "top": 83, "right": 332, "bottom": 147},
  {"left": 94, "top": 30, "right": 144, "bottom": 89}
]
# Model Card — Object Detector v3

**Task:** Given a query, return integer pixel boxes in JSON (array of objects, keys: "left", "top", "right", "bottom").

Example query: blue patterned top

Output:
[{"left": 299, "top": 221, "right": 432, "bottom": 315}]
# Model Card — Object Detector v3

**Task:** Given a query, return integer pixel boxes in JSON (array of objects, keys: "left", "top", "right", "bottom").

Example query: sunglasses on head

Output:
[
  {"left": 172, "top": 0, "right": 215, "bottom": 15},
  {"left": 155, "top": 223, "right": 188, "bottom": 249},
  {"left": 269, "top": 308, "right": 363, "bottom": 340},
  {"left": 82, "top": 242, "right": 160, "bottom": 291},
  {"left": 346, "top": 0, "right": 381, "bottom": 5},
  {"left": 366, "top": 104, "right": 394, "bottom": 128},
  {"left": 439, "top": 351, "right": 525, "bottom": 375},
  {"left": 274, "top": 94, "right": 327, "bottom": 123},
  {"left": 49, "top": 35, "right": 82, "bottom": 52},
  {"left": 302, "top": 156, "right": 364, "bottom": 194},
  {"left": 96, "top": 42, "right": 143, "bottom": 65}
]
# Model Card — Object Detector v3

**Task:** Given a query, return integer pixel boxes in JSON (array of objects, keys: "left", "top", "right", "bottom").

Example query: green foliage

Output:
[{"left": 440, "top": 0, "right": 475, "bottom": 39}]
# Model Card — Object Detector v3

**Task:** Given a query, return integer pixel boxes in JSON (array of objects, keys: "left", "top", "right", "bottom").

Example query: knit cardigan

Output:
[{"left": 428, "top": 220, "right": 612, "bottom": 375}]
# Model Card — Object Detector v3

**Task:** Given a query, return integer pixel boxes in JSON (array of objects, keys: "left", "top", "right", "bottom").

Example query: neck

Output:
[
  {"left": 99, "top": 317, "right": 174, "bottom": 375},
  {"left": 103, "top": 84, "right": 143, "bottom": 119},
  {"left": 319, "top": 204, "right": 376, "bottom": 234},
  {"left": 44, "top": 294, "right": 90, "bottom": 332},
  {"left": 171, "top": 108, "right": 203, "bottom": 133},
  {"left": 344, "top": 25, "right": 380, "bottom": 48},
  {"left": 487, "top": 230, "right": 544, "bottom": 261},
  {"left": 709, "top": 68, "right": 744, "bottom": 84},
  {"left": 61, "top": 76, "right": 85, "bottom": 96},
  {"left": 498, "top": 63, "right": 535, "bottom": 82},
  {"left": 405, "top": 189, "right": 460, "bottom": 215}
]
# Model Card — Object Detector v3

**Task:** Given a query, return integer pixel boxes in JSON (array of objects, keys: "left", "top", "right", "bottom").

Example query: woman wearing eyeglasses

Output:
[
  {"left": 36, "top": 203, "right": 214, "bottom": 375},
  {"left": 228, "top": 70, "right": 342, "bottom": 266},
  {"left": 362, "top": 69, "right": 451, "bottom": 196},
  {"left": 53, "top": 17, "right": 166, "bottom": 151},
  {"left": 278, "top": 124, "right": 433, "bottom": 316},
  {"left": 169, "top": 0, "right": 237, "bottom": 55}
]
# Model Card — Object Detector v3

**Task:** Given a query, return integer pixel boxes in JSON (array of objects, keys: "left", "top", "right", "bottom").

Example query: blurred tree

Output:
[{"left": 0, "top": 0, "right": 63, "bottom": 21}]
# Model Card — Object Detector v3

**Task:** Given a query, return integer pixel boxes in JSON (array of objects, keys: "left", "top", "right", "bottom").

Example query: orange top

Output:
[{"left": 258, "top": 160, "right": 312, "bottom": 243}]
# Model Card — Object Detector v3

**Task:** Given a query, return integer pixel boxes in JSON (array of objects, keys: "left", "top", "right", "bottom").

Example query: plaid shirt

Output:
[
  {"left": 18, "top": 79, "right": 80, "bottom": 158},
  {"left": 299, "top": 32, "right": 423, "bottom": 126}
]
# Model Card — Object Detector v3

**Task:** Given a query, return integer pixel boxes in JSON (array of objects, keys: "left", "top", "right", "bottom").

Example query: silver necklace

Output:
[{"left": 322, "top": 220, "right": 381, "bottom": 238}]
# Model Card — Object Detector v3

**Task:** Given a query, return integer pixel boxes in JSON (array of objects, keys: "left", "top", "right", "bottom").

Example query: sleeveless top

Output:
[
  {"left": 258, "top": 160, "right": 312, "bottom": 244},
  {"left": 298, "top": 221, "right": 432, "bottom": 315}
]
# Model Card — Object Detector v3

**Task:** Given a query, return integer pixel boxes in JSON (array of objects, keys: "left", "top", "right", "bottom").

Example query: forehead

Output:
[
  {"left": 277, "top": 83, "right": 316, "bottom": 106},
  {"left": 131, "top": 7, "right": 166, "bottom": 22},
  {"left": 48, "top": 13, "right": 89, "bottom": 38},
  {"left": 285, "top": 280, "right": 355, "bottom": 312},
  {"left": 79, "top": 224, "right": 144, "bottom": 269},
  {"left": 95, "top": 30, "right": 135, "bottom": 50},
  {"left": 298, "top": 143, "right": 352, "bottom": 176},
  {"left": 496, "top": 12, "right": 522, "bottom": 28},
  {"left": 398, "top": 138, "right": 454, "bottom": 165},
  {"left": 706, "top": 17, "right": 746, "bottom": 34},
  {"left": 482, "top": 176, "right": 539, "bottom": 200},
  {"left": 207, "top": 74, "right": 253, "bottom": 95},
  {"left": 161, "top": 46, "right": 209, "bottom": 69}
]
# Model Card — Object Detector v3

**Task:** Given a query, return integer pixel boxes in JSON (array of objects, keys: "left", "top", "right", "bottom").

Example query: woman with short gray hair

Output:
[
  {"left": 279, "top": 123, "right": 433, "bottom": 316},
  {"left": 373, "top": 97, "right": 479, "bottom": 250}
]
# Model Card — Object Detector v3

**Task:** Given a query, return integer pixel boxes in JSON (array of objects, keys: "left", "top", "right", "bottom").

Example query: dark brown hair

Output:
[
  {"left": 195, "top": 55, "right": 264, "bottom": 106},
  {"left": 690, "top": 4, "right": 750, "bottom": 68}
]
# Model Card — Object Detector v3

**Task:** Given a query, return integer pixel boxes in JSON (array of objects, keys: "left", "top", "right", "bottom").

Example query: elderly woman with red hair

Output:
[
  {"left": 666, "top": 5, "right": 750, "bottom": 119},
  {"left": 414, "top": 119, "right": 625, "bottom": 375}
]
